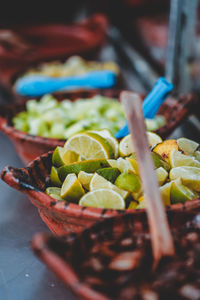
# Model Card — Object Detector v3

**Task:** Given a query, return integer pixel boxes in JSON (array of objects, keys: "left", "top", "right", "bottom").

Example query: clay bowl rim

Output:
[
  {"left": 31, "top": 210, "right": 200, "bottom": 300},
  {"left": 0, "top": 89, "right": 197, "bottom": 148},
  {"left": 1, "top": 149, "right": 200, "bottom": 221}
]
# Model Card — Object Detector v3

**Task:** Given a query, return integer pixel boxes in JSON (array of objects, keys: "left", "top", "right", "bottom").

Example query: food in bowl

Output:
[
  {"left": 46, "top": 130, "right": 200, "bottom": 209},
  {"left": 12, "top": 94, "right": 165, "bottom": 138},
  {"left": 15, "top": 55, "right": 120, "bottom": 79}
]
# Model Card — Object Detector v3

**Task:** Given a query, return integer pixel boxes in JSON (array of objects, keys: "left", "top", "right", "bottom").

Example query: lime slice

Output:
[
  {"left": 153, "top": 139, "right": 178, "bottom": 162},
  {"left": 90, "top": 173, "right": 129, "bottom": 199},
  {"left": 151, "top": 152, "right": 170, "bottom": 171},
  {"left": 50, "top": 166, "right": 62, "bottom": 187},
  {"left": 156, "top": 167, "right": 168, "bottom": 185},
  {"left": 64, "top": 132, "right": 114, "bottom": 160},
  {"left": 136, "top": 200, "right": 146, "bottom": 209},
  {"left": 60, "top": 173, "right": 85, "bottom": 201},
  {"left": 119, "top": 134, "right": 134, "bottom": 157},
  {"left": 146, "top": 132, "right": 162, "bottom": 148},
  {"left": 128, "top": 201, "right": 138, "bottom": 209},
  {"left": 46, "top": 187, "right": 62, "bottom": 200},
  {"left": 78, "top": 171, "right": 93, "bottom": 190},
  {"left": 58, "top": 159, "right": 109, "bottom": 182},
  {"left": 169, "top": 166, "right": 200, "bottom": 191},
  {"left": 96, "top": 167, "right": 120, "bottom": 183},
  {"left": 194, "top": 151, "right": 200, "bottom": 162},
  {"left": 169, "top": 148, "right": 200, "bottom": 168},
  {"left": 119, "top": 132, "right": 162, "bottom": 157},
  {"left": 108, "top": 157, "right": 135, "bottom": 174},
  {"left": 115, "top": 173, "right": 141, "bottom": 193},
  {"left": 52, "top": 146, "right": 66, "bottom": 167},
  {"left": 79, "top": 188, "right": 125, "bottom": 209},
  {"left": 88, "top": 129, "right": 119, "bottom": 158},
  {"left": 177, "top": 138, "right": 199, "bottom": 155},
  {"left": 170, "top": 181, "right": 196, "bottom": 204},
  {"left": 52, "top": 147, "right": 79, "bottom": 167}
]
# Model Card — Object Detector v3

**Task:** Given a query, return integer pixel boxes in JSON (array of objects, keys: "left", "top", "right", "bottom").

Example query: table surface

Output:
[{"left": 0, "top": 27, "right": 200, "bottom": 300}]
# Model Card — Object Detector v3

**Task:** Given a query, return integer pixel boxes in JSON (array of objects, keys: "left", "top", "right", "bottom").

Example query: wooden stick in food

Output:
[{"left": 121, "top": 91, "right": 175, "bottom": 266}]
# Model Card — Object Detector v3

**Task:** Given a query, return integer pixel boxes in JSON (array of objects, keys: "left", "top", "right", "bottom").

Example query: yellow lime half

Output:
[
  {"left": 90, "top": 173, "right": 129, "bottom": 199},
  {"left": 64, "top": 132, "right": 114, "bottom": 160},
  {"left": 79, "top": 188, "right": 125, "bottom": 209},
  {"left": 60, "top": 173, "right": 85, "bottom": 202}
]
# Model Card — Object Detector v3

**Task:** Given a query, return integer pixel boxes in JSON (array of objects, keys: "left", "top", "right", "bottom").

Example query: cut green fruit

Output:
[
  {"left": 194, "top": 151, "right": 200, "bottom": 162},
  {"left": 169, "top": 149, "right": 200, "bottom": 168},
  {"left": 108, "top": 157, "right": 135, "bottom": 174},
  {"left": 79, "top": 188, "right": 125, "bottom": 209},
  {"left": 60, "top": 173, "right": 85, "bottom": 201},
  {"left": 90, "top": 173, "right": 129, "bottom": 199},
  {"left": 50, "top": 166, "right": 62, "bottom": 187},
  {"left": 177, "top": 137, "right": 199, "bottom": 155},
  {"left": 52, "top": 146, "right": 66, "bottom": 167},
  {"left": 46, "top": 187, "right": 62, "bottom": 200},
  {"left": 128, "top": 201, "right": 138, "bottom": 209},
  {"left": 58, "top": 159, "right": 109, "bottom": 181},
  {"left": 169, "top": 166, "right": 200, "bottom": 192},
  {"left": 151, "top": 152, "right": 170, "bottom": 171},
  {"left": 119, "top": 132, "right": 162, "bottom": 157},
  {"left": 64, "top": 132, "right": 114, "bottom": 160},
  {"left": 115, "top": 173, "right": 141, "bottom": 193},
  {"left": 156, "top": 167, "right": 168, "bottom": 185},
  {"left": 159, "top": 182, "right": 172, "bottom": 206},
  {"left": 170, "top": 181, "right": 196, "bottom": 204},
  {"left": 78, "top": 171, "right": 93, "bottom": 190},
  {"left": 96, "top": 167, "right": 120, "bottom": 183},
  {"left": 88, "top": 129, "right": 119, "bottom": 158}
]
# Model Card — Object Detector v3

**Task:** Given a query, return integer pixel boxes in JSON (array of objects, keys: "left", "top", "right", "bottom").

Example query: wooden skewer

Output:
[{"left": 121, "top": 91, "right": 175, "bottom": 267}]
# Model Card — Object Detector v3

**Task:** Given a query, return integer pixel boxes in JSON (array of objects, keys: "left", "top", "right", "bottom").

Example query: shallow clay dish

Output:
[
  {"left": 0, "top": 89, "right": 197, "bottom": 164},
  {"left": 1, "top": 151, "right": 200, "bottom": 235},
  {"left": 32, "top": 211, "right": 200, "bottom": 299},
  {"left": 0, "top": 14, "right": 108, "bottom": 84}
]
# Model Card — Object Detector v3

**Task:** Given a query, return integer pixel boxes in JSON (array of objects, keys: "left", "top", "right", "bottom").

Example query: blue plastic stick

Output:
[
  {"left": 15, "top": 70, "right": 117, "bottom": 97},
  {"left": 115, "top": 77, "right": 174, "bottom": 139}
]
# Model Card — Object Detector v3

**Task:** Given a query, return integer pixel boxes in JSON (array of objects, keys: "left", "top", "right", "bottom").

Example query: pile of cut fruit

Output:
[{"left": 46, "top": 129, "right": 200, "bottom": 209}]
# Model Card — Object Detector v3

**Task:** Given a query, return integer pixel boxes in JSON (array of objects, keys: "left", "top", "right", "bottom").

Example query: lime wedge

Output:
[
  {"left": 159, "top": 181, "right": 172, "bottom": 206},
  {"left": 62, "top": 150, "right": 80, "bottom": 164},
  {"left": 58, "top": 159, "right": 109, "bottom": 182},
  {"left": 64, "top": 132, "right": 114, "bottom": 160},
  {"left": 50, "top": 166, "right": 62, "bottom": 187},
  {"left": 96, "top": 167, "right": 120, "bottom": 183},
  {"left": 170, "top": 181, "right": 196, "bottom": 204},
  {"left": 60, "top": 173, "right": 85, "bottom": 201},
  {"left": 119, "top": 132, "right": 162, "bottom": 157},
  {"left": 108, "top": 157, "right": 135, "bottom": 174},
  {"left": 169, "top": 166, "right": 200, "bottom": 191},
  {"left": 46, "top": 187, "right": 62, "bottom": 200},
  {"left": 177, "top": 137, "right": 199, "bottom": 155},
  {"left": 115, "top": 173, "right": 141, "bottom": 193},
  {"left": 153, "top": 139, "right": 178, "bottom": 162},
  {"left": 194, "top": 151, "right": 200, "bottom": 162},
  {"left": 126, "top": 154, "right": 139, "bottom": 174},
  {"left": 88, "top": 129, "right": 119, "bottom": 158},
  {"left": 78, "top": 171, "right": 93, "bottom": 190},
  {"left": 156, "top": 167, "right": 168, "bottom": 185},
  {"left": 79, "top": 188, "right": 125, "bottom": 209},
  {"left": 90, "top": 173, "right": 129, "bottom": 199},
  {"left": 128, "top": 201, "right": 138, "bottom": 209},
  {"left": 146, "top": 132, "right": 162, "bottom": 148},
  {"left": 52, "top": 146, "right": 65, "bottom": 167},
  {"left": 169, "top": 149, "right": 200, "bottom": 168},
  {"left": 151, "top": 152, "right": 170, "bottom": 171}
]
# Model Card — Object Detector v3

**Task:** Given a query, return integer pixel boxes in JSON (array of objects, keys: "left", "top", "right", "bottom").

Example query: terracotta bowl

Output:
[
  {"left": 31, "top": 211, "right": 200, "bottom": 299},
  {"left": 1, "top": 151, "right": 200, "bottom": 235},
  {"left": 0, "top": 13, "right": 108, "bottom": 84},
  {"left": 0, "top": 89, "right": 197, "bottom": 164}
]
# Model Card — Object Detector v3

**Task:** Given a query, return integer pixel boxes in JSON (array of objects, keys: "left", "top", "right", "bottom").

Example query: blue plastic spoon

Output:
[
  {"left": 15, "top": 70, "right": 117, "bottom": 97},
  {"left": 115, "top": 77, "right": 174, "bottom": 139}
]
